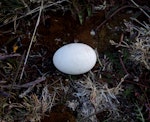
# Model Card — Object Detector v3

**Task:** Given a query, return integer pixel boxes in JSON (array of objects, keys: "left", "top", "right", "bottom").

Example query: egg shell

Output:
[{"left": 53, "top": 43, "right": 97, "bottom": 75}]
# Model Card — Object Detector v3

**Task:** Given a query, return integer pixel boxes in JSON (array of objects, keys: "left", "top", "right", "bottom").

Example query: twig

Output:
[
  {"left": 19, "top": 77, "right": 46, "bottom": 88},
  {"left": 118, "top": 33, "right": 129, "bottom": 75},
  {"left": 130, "top": 0, "right": 150, "bottom": 19},
  {"left": 95, "top": 5, "right": 133, "bottom": 31},
  {"left": 0, "top": 53, "right": 21, "bottom": 60},
  {"left": 19, "top": 85, "right": 34, "bottom": 98},
  {"left": 119, "top": 52, "right": 129, "bottom": 75},
  {"left": 1, "top": 76, "right": 46, "bottom": 89},
  {"left": 19, "top": 0, "right": 43, "bottom": 80},
  {"left": 125, "top": 80, "right": 150, "bottom": 88}
]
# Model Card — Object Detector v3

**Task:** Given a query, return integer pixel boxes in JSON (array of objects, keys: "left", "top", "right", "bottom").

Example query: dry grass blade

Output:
[
  {"left": 0, "top": 85, "right": 55, "bottom": 121},
  {"left": 130, "top": 0, "right": 150, "bottom": 18},
  {"left": 20, "top": 0, "right": 44, "bottom": 80},
  {"left": 0, "top": 0, "right": 69, "bottom": 27}
]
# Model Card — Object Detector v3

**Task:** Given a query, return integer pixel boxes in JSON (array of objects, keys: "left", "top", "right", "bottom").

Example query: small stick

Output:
[
  {"left": 95, "top": 5, "right": 132, "bottom": 31},
  {"left": 1, "top": 77, "right": 46, "bottom": 89},
  {"left": 0, "top": 53, "right": 21, "bottom": 60},
  {"left": 119, "top": 33, "right": 129, "bottom": 75}
]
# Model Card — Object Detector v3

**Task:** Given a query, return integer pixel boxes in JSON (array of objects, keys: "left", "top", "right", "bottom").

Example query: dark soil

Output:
[{"left": 0, "top": 0, "right": 150, "bottom": 122}]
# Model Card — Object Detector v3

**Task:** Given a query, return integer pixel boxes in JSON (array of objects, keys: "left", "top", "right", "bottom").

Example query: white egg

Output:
[{"left": 53, "top": 43, "right": 97, "bottom": 75}]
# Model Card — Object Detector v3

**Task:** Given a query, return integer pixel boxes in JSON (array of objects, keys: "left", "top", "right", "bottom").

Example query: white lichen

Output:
[
  {"left": 66, "top": 74, "right": 124, "bottom": 122},
  {"left": 110, "top": 20, "right": 150, "bottom": 70}
]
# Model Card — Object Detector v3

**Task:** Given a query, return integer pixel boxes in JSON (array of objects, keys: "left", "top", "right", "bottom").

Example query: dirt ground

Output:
[{"left": 0, "top": 0, "right": 150, "bottom": 122}]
